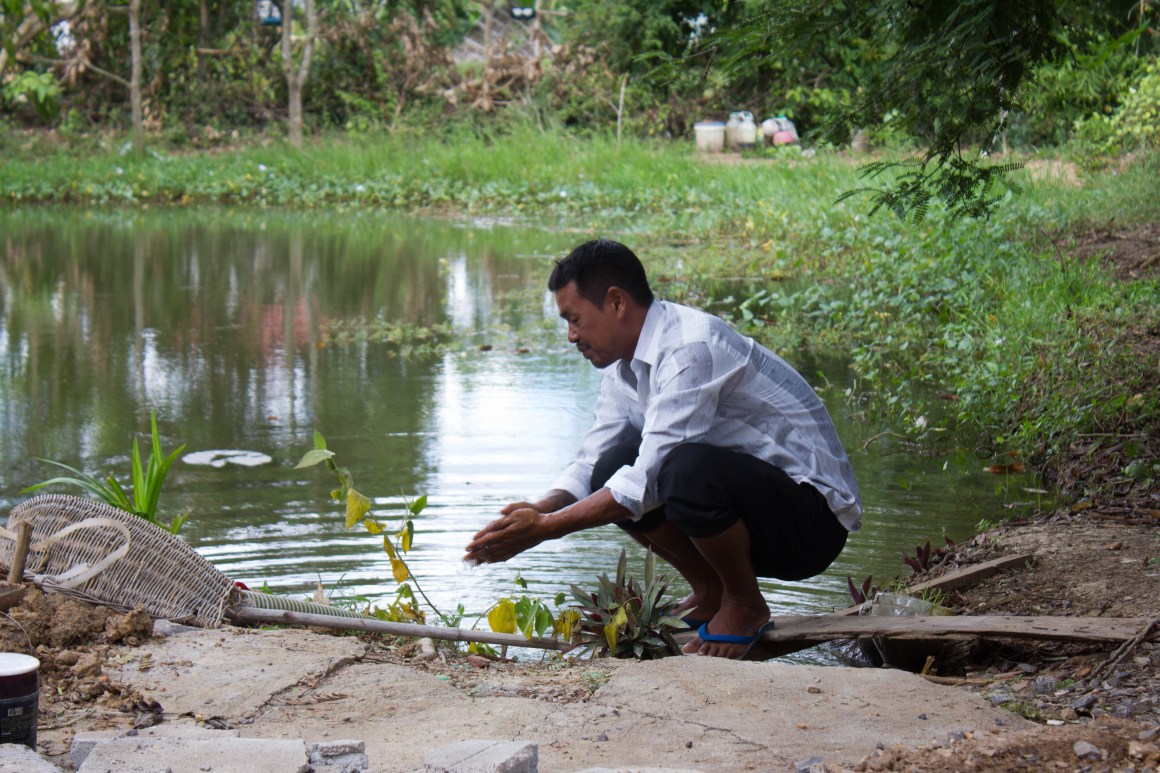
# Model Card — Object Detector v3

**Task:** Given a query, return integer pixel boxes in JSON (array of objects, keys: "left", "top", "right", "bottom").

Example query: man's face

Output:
[{"left": 555, "top": 281, "right": 626, "bottom": 369}]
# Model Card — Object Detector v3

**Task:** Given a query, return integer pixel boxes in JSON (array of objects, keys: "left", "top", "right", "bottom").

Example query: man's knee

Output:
[
  {"left": 657, "top": 443, "right": 717, "bottom": 500},
  {"left": 590, "top": 443, "right": 639, "bottom": 491}
]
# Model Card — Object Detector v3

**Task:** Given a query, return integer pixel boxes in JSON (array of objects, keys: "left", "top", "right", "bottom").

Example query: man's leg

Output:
[
  {"left": 658, "top": 443, "right": 847, "bottom": 658},
  {"left": 593, "top": 444, "right": 723, "bottom": 620},
  {"left": 680, "top": 520, "right": 771, "bottom": 657}
]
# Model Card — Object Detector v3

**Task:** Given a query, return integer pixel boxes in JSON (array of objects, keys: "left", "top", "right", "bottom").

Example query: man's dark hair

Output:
[{"left": 548, "top": 239, "right": 654, "bottom": 309}]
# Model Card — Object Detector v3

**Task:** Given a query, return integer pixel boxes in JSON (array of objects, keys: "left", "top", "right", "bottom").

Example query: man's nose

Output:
[{"left": 567, "top": 325, "right": 579, "bottom": 343}]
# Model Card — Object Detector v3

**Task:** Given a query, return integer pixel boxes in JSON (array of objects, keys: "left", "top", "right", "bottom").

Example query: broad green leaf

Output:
[
  {"left": 296, "top": 448, "right": 336, "bottom": 469},
  {"left": 514, "top": 574, "right": 527, "bottom": 589},
  {"left": 390, "top": 557, "right": 410, "bottom": 583},
  {"left": 488, "top": 599, "right": 516, "bottom": 634},
  {"left": 554, "top": 591, "right": 566, "bottom": 607},
  {"left": 345, "top": 488, "right": 371, "bottom": 528},
  {"left": 408, "top": 494, "right": 428, "bottom": 515},
  {"left": 313, "top": 430, "right": 327, "bottom": 450},
  {"left": 534, "top": 605, "right": 554, "bottom": 637}
]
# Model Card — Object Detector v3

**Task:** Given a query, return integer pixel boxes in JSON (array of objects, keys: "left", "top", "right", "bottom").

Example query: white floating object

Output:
[{"left": 183, "top": 450, "right": 273, "bottom": 468}]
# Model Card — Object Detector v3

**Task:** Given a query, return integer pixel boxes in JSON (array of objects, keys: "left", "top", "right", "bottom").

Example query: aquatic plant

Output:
[{"left": 23, "top": 411, "right": 188, "bottom": 533}]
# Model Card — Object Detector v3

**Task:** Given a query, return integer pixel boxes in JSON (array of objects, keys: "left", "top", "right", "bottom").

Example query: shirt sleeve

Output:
[
  {"left": 549, "top": 375, "right": 632, "bottom": 503},
  {"left": 604, "top": 340, "right": 743, "bottom": 517}
]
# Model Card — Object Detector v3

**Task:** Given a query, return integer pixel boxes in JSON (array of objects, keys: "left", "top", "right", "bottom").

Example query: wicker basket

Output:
[{"left": 0, "top": 494, "right": 238, "bottom": 628}]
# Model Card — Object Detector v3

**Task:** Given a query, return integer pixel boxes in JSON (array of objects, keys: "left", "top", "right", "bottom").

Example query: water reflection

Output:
[{"left": 0, "top": 208, "right": 1028, "bottom": 663}]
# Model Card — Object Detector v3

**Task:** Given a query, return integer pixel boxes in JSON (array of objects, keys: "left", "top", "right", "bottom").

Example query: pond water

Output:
[{"left": 0, "top": 208, "right": 1029, "bottom": 661}]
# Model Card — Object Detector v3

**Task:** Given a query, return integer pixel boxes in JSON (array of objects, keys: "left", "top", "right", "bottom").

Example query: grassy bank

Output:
[{"left": 3, "top": 128, "right": 1157, "bottom": 505}]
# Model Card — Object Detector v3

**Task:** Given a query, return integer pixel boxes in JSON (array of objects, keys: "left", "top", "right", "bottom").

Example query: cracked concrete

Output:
[{"left": 39, "top": 624, "right": 1031, "bottom": 772}]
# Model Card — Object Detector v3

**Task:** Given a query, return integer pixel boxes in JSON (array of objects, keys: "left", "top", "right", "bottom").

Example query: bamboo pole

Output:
[{"left": 228, "top": 606, "right": 573, "bottom": 652}]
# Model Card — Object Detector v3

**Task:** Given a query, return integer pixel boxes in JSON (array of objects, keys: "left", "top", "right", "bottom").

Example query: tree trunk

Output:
[
  {"left": 280, "top": 0, "right": 318, "bottom": 149},
  {"left": 129, "top": 0, "right": 143, "bottom": 153}
]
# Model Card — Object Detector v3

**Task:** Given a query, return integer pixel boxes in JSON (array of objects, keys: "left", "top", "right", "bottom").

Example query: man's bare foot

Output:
[
  {"left": 681, "top": 598, "right": 771, "bottom": 658},
  {"left": 672, "top": 587, "right": 722, "bottom": 624}
]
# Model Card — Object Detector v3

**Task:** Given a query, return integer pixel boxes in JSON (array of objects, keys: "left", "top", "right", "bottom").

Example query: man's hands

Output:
[
  {"left": 464, "top": 488, "right": 629, "bottom": 565},
  {"left": 464, "top": 506, "right": 548, "bottom": 564}
]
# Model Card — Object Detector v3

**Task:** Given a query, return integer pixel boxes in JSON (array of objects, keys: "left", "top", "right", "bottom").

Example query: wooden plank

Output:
[
  {"left": 831, "top": 552, "right": 1035, "bottom": 617},
  {"left": 906, "top": 552, "right": 1034, "bottom": 594},
  {"left": 761, "top": 615, "right": 1154, "bottom": 646}
]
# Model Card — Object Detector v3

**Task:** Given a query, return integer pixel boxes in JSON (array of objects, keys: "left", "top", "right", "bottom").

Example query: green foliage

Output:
[
  {"left": 568, "top": 549, "right": 685, "bottom": 660},
  {"left": 295, "top": 431, "right": 434, "bottom": 624},
  {"left": 484, "top": 576, "right": 578, "bottom": 649},
  {"left": 1072, "top": 57, "right": 1160, "bottom": 154},
  {"left": 2, "top": 71, "right": 60, "bottom": 121},
  {"left": 22, "top": 411, "right": 188, "bottom": 533}
]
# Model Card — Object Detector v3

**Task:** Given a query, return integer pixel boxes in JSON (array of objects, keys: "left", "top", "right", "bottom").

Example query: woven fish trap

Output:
[{"left": 0, "top": 494, "right": 238, "bottom": 628}]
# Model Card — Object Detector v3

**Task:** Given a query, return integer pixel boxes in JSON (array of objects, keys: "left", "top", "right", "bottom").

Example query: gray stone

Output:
[
  {"left": 1073, "top": 740, "right": 1103, "bottom": 761},
  {"left": 422, "top": 739, "right": 538, "bottom": 773},
  {"left": 310, "top": 738, "right": 369, "bottom": 772},
  {"left": 77, "top": 736, "right": 309, "bottom": 773},
  {"left": 1070, "top": 693, "right": 1099, "bottom": 711},
  {"left": 0, "top": 743, "right": 64, "bottom": 772},
  {"left": 795, "top": 756, "right": 825, "bottom": 772}
]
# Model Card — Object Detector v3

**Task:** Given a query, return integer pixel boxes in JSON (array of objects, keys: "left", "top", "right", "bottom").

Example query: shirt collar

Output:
[{"left": 631, "top": 300, "right": 663, "bottom": 368}]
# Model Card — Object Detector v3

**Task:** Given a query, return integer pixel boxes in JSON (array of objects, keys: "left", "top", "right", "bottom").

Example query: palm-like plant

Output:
[
  {"left": 568, "top": 548, "right": 685, "bottom": 660},
  {"left": 22, "top": 412, "right": 188, "bottom": 533}
]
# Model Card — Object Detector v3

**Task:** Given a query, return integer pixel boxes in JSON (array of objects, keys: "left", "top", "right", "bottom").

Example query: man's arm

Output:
[
  {"left": 500, "top": 489, "right": 577, "bottom": 516},
  {"left": 464, "top": 488, "right": 630, "bottom": 564}
]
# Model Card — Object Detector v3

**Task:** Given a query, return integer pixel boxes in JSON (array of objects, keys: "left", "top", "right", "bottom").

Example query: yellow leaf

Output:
[
  {"left": 345, "top": 488, "right": 371, "bottom": 529},
  {"left": 383, "top": 537, "right": 397, "bottom": 558},
  {"left": 603, "top": 620, "right": 619, "bottom": 652},
  {"left": 364, "top": 517, "right": 385, "bottom": 535},
  {"left": 400, "top": 522, "right": 414, "bottom": 553},
  {"left": 390, "top": 557, "right": 409, "bottom": 583},
  {"left": 488, "top": 599, "right": 516, "bottom": 634},
  {"left": 556, "top": 610, "right": 580, "bottom": 642}
]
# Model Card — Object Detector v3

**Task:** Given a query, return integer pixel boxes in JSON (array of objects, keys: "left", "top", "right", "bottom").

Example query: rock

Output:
[
  {"left": 1070, "top": 693, "right": 1098, "bottom": 711},
  {"left": 70, "top": 653, "right": 102, "bottom": 678},
  {"left": 795, "top": 756, "right": 825, "bottom": 772},
  {"left": 310, "top": 739, "right": 369, "bottom": 772},
  {"left": 1073, "top": 740, "right": 1103, "bottom": 761}
]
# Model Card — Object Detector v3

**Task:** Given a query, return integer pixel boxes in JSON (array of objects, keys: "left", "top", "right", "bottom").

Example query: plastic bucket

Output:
[
  {"left": 693, "top": 122, "right": 725, "bottom": 153},
  {"left": 0, "top": 653, "right": 39, "bottom": 749}
]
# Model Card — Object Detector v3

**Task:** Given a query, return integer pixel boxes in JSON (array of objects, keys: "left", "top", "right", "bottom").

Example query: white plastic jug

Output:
[
  {"left": 736, "top": 111, "right": 757, "bottom": 150},
  {"left": 724, "top": 112, "right": 741, "bottom": 150}
]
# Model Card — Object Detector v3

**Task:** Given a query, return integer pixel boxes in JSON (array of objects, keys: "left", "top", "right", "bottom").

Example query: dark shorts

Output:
[{"left": 592, "top": 443, "right": 848, "bottom": 581}]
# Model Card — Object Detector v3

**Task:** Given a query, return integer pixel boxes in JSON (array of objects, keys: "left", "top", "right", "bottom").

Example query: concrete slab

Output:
[
  {"left": 422, "top": 739, "right": 538, "bottom": 772},
  {"left": 53, "top": 625, "right": 1035, "bottom": 773},
  {"left": 76, "top": 736, "right": 309, "bottom": 773},
  {"left": 0, "top": 743, "right": 63, "bottom": 772},
  {"left": 71, "top": 724, "right": 241, "bottom": 768},
  {"left": 101, "top": 625, "right": 366, "bottom": 720}
]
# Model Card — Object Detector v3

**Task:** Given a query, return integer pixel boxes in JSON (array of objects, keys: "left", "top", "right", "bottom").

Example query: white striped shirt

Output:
[{"left": 551, "top": 300, "right": 863, "bottom": 531}]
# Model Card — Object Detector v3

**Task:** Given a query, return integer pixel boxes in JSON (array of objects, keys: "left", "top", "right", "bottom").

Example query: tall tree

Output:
[{"left": 280, "top": 0, "right": 317, "bottom": 148}]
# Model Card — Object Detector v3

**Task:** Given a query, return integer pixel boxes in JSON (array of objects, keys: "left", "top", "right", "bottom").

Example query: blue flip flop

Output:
[
  {"left": 695, "top": 621, "right": 775, "bottom": 660},
  {"left": 681, "top": 615, "right": 710, "bottom": 630}
]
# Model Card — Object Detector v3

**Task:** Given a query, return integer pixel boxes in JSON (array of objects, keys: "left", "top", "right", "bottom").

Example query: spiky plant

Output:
[{"left": 568, "top": 548, "right": 685, "bottom": 660}]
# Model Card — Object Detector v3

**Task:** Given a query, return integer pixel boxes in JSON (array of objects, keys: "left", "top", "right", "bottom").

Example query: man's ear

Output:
[{"left": 606, "top": 286, "right": 628, "bottom": 318}]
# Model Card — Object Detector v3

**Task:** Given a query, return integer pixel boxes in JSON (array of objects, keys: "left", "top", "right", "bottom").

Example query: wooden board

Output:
[{"left": 762, "top": 614, "right": 1154, "bottom": 646}]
